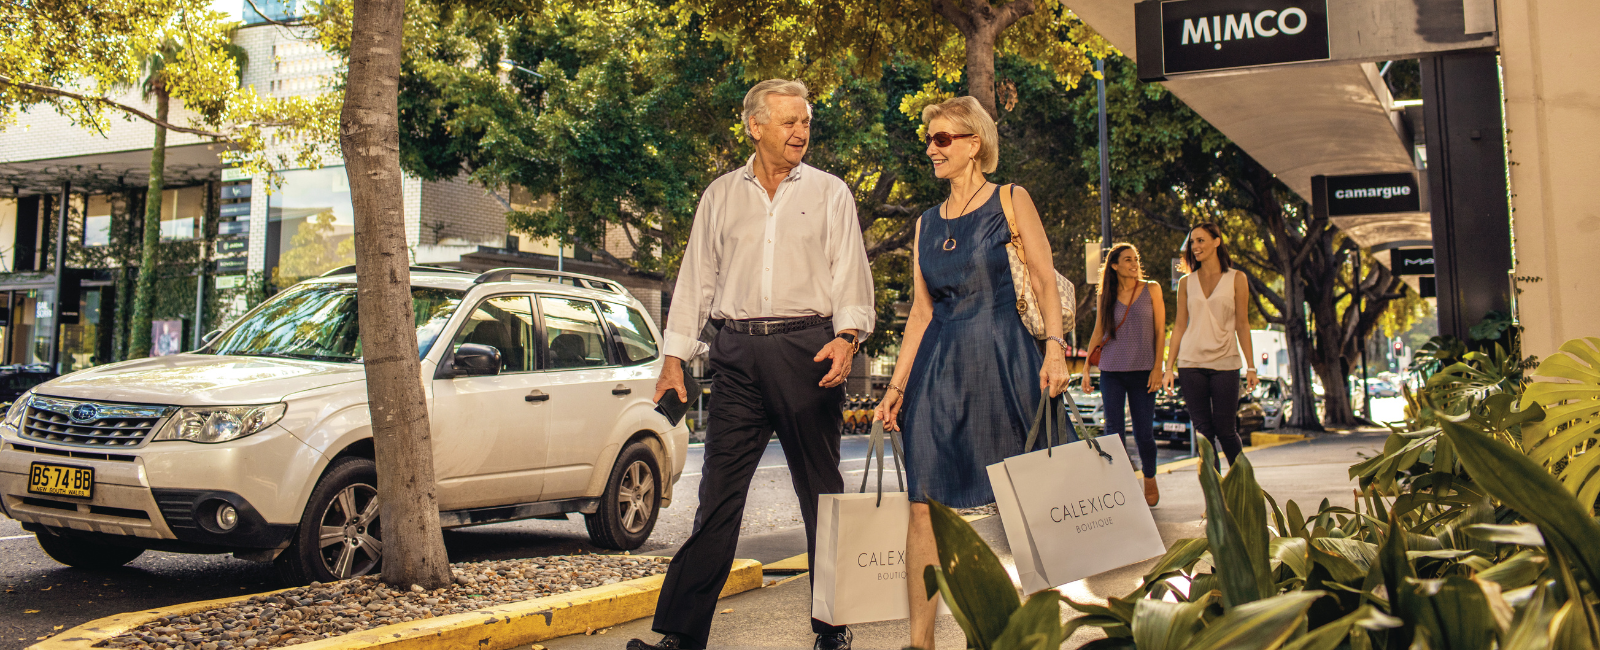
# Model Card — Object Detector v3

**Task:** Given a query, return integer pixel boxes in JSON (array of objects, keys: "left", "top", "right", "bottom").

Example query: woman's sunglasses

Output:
[{"left": 926, "top": 132, "right": 976, "bottom": 147}]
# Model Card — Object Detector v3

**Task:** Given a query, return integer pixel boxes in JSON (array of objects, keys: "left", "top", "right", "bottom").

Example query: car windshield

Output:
[{"left": 207, "top": 283, "right": 465, "bottom": 363}]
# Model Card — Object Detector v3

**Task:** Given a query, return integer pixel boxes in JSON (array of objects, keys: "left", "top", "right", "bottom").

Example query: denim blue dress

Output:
[{"left": 900, "top": 189, "right": 1045, "bottom": 508}]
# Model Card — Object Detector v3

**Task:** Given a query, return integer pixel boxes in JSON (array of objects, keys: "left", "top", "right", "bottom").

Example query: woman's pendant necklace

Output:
[{"left": 941, "top": 182, "right": 987, "bottom": 252}]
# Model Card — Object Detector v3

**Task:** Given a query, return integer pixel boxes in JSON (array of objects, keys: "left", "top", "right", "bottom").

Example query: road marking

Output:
[{"left": 0, "top": 534, "right": 34, "bottom": 542}]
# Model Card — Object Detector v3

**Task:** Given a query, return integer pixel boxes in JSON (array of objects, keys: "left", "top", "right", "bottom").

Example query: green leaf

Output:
[
  {"left": 1141, "top": 538, "right": 1209, "bottom": 585},
  {"left": 1406, "top": 575, "right": 1498, "bottom": 650},
  {"left": 1436, "top": 418, "right": 1600, "bottom": 593},
  {"left": 1271, "top": 537, "right": 1311, "bottom": 580},
  {"left": 1477, "top": 551, "right": 1547, "bottom": 591},
  {"left": 1378, "top": 510, "right": 1418, "bottom": 648},
  {"left": 1183, "top": 591, "right": 1324, "bottom": 650},
  {"left": 992, "top": 590, "right": 1065, "bottom": 650},
  {"left": 1465, "top": 523, "right": 1546, "bottom": 546},
  {"left": 1223, "top": 452, "right": 1276, "bottom": 595},
  {"left": 1281, "top": 606, "right": 1400, "bottom": 650},
  {"left": 1311, "top": 537, "right": 1379, "bottom": 573},
  {"left": 926, "top": 500, "right": 1022, "bottom": 650},
  {"left": 1502, "top": 583, "right": 1559, "bottom": 650},
  {"left": 1519, "top": 337, "right": 1600, "bottom": 506},
  {"left": 1132, "top": 591, "right": 1219, "bottom": 650},
  {"left": 1197, "top": 437, "right": 1269, "bottom": 607}
]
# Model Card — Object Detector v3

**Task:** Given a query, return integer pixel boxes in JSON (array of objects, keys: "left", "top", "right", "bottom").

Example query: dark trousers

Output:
[
  {"left": 1177, "top": 368, "right": 1242, "bottom": 465},
  {"left": 1101, "top": 370, "right": 1158, "bottom": 477},
  {"left": 652, "top": 323, "right": 846, "bottom": 648}
]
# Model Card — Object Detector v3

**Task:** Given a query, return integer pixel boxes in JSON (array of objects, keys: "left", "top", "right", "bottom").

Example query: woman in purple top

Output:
[{"left": 1080, "top": 243, "right": 1167, "bottom": 506}]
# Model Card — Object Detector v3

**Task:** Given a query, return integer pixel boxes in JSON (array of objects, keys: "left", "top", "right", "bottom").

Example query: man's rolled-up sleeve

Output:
[
  {"left": 662, "top": 191, "right": 718, "bottom": 360},
  {"left": 827, "top": 181, "right": 876, "bottom": 336}
]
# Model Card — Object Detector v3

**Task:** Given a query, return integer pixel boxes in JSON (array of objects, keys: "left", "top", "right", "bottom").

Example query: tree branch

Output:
[{"left": 0, "top": 75, "right": 230, "bottom": 139}]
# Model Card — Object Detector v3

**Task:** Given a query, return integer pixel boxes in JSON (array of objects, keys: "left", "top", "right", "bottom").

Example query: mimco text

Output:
[{"left": 1181, "top": 8, "right": 1309, "bottom": 46}]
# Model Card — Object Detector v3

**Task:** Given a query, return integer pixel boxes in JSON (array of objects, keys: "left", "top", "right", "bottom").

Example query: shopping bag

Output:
[
  {"left": 813, "top": 421, "right": 913, "bottom": 626},
  {"left": 989, "top": 389, "right": 1166, "bottom": 593}
]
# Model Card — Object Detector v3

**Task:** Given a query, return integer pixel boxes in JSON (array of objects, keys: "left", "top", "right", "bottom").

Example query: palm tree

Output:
[{"left": 127, "top": 33, "right": 246, "bottom": 358}]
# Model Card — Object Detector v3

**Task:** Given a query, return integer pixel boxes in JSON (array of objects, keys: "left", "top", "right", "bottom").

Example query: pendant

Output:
[{"left": 943, "top": 238, "right": 957, "bottom": 251}]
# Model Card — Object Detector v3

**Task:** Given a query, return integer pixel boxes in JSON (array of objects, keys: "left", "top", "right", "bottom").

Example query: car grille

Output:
[{"left": 18, "top": 396, "right": 172, "bottom": 448}]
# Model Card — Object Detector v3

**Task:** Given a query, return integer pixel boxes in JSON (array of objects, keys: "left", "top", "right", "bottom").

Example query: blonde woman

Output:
[{"left": 873, "top": 96, "right": 1072, "bottom": 650}]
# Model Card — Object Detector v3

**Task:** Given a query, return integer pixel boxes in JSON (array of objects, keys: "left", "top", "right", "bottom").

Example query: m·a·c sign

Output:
[{"left": 1136, "top": 0, "right": 1330, "bottom": 81}]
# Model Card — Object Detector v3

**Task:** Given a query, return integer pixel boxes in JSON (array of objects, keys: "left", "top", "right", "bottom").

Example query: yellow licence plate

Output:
[{"left": 27, "top": 463, "right": 94, "bottom": 499}]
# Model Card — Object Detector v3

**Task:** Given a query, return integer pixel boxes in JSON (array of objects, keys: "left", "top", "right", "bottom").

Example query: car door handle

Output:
[
  {"left": 612, "top": 385, "right": 632, "bottom": 395},
  {"left": 525, "top": 390, "right": 550, "bottom": 402}
]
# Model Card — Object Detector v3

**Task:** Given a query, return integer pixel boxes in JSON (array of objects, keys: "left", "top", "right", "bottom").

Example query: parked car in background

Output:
[
  {"left": 1254, "top": 377, "right": 1289, "bottom": 430},
  {"left": 1365, "top": 378, "right": 1399, "bottom": 398},
  {"left": 0, "top": 267, "right": 688, "bottom": 584},
  {"left": 0, "top": 364, "right": 57, "bottom": 406}
]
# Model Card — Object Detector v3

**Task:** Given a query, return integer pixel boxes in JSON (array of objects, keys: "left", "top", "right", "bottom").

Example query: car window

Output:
[
  {"left": 210, "top": 283, "right": 464, "bottom": 362},
  {"left": 450, "top": 295, "right": 535, "bottom": 373},
  {"left": 539, "top": 296, "right": 610, "bottom": 370},
  {"left": 598, "top": 302, "right": 658, "bottom": 365}
]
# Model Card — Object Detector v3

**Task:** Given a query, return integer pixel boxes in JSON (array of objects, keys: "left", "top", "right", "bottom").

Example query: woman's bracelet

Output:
[
  {"left": 886, "top": 383, "right": 906, "bottom": 395},
  {"left": 1046, "top": 336, "right": 1069, "bottom": 351}
]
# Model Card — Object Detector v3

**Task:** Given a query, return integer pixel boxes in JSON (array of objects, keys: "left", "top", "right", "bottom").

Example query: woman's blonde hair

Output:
[{"left": 921, "top": 96, "right": 999, "bottom": 174}]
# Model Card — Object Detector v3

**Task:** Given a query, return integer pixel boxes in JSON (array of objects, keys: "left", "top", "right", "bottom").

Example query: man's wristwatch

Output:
[{"left": 836, "top": 332, "right": 860, "bottom": 354}]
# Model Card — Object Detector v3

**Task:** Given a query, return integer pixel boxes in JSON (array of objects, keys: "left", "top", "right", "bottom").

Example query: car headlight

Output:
[
  {"left": 4, "top": 392, "right": 32, "bottom": 429},
  {"left": 151, "top": 403, "right": 287, "bottom": 444}
]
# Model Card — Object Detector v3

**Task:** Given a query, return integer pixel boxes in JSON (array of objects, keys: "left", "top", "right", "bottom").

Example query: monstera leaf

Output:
[{"left": 1519, "top": 336, "right": 1600, "bottom": 509}]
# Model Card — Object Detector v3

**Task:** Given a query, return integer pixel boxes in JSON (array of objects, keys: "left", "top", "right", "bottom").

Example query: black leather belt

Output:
[{"left": 722, "top": 315, "right": 830, "bottom": 336}]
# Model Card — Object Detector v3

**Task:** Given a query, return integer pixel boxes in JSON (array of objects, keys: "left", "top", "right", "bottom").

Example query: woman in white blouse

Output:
[{"left": 1162, "top": 223, "right": 1257, "bottom": 465}]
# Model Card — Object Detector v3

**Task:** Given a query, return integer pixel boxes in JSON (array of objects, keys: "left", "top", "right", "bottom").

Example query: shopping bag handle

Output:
[
  {"left": 860, "top": 420, "right": 906, "bottom": 506},
  {"left": 1026, "top": 388, "right": 1113, "bottom": 464}
]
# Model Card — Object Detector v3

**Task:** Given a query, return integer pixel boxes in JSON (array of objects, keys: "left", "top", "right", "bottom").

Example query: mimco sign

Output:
[{"left": 1137, "top": 0, "right": 1330, "bottom": 80}]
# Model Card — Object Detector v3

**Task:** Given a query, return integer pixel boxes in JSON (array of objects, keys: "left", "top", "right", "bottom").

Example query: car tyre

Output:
[
  {"left": 275, "top": 457, "right": 382, "bottom": 585},
  {"left": 585, "top": 442, "right": 661, "bottom": 550},
  {"left": 35, "top": 531, "right": 144, "bottom": 569}
]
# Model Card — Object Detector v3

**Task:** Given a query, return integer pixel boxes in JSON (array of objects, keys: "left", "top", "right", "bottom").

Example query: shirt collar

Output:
[{"left": 742, "top": 154, "right": 806, "bottom": 183}]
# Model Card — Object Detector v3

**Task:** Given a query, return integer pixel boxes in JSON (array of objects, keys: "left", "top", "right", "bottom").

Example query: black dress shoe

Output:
[
  {"left": 815, "top": 629, "right": 852, "bottom": 650},
  {"left": 627, "top": 634, "right": 689, "bottom": 650}
]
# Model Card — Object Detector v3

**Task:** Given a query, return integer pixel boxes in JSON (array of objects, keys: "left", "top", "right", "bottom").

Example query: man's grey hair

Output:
[{"left": 742, "top": 79, "right": 810, "bottom": 138}]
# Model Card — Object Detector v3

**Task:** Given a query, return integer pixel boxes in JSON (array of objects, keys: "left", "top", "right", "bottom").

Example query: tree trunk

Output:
[
  {"left": 1282, "top": 284, "right": 1323, "bottom": 431},
  {"left": 932, "top": 0, "right": 1036, "bottom": 119},
  {"left": 129, "top": 92, "right": 168, "bottom": 358},
  {"left": 345, "top": 0, "right": 453, "bottom": 589}
]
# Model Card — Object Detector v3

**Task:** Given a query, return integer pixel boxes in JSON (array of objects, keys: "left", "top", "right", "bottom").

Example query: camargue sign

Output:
[
  {"left": 1137, "top": 0, "right": 1329, "bottom": 80},
  {"left": 1323, "top": 172, "right": 1421, "bottom": 216}
]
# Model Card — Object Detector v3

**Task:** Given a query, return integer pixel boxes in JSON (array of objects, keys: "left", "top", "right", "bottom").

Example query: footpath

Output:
[{"left": 525, "top": 429, "right": 1387, "bottom": 650}]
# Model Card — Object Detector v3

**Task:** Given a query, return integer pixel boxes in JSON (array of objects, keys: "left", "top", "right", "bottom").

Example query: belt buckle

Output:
[{"left": 755, "top": 321, "right": 772, "bottom": 336}]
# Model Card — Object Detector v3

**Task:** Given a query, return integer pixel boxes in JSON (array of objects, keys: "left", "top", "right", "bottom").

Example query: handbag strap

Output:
[
  {"left": 1025, "top": 388, "right": 1114, "bottom": 464},
  {"left": 1096, "top": 283, "right": 1144, "bottom": 349},
  {"left": 860, "top": 420, "right": 906, "bottom": 505},
  {"left": 999, "top": 184, "right": 1026, "bottom": 267}
]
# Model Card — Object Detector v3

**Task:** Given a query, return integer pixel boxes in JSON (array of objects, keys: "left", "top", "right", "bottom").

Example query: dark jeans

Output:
[
  {"left": 1177, "top": 368, "right": 1243, "bottom": 465},
  {"left": 652, "top": 323, "right": 846, "bottom": 648},
  {"left": 1100, "top": 370, "right": 1158, "bottom": 478}
]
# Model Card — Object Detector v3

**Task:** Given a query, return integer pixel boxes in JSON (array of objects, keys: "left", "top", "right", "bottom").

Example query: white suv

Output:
[{"left": 0, "top": 267, "right": 687, "bottom": 583}]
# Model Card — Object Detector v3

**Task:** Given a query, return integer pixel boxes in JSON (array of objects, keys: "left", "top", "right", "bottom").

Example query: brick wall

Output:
[{"left": 418, "top": 176, "right": 510, "bottom": 247}]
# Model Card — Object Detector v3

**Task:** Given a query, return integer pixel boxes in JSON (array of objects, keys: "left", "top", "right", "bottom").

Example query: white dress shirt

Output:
[{"left": 661, "top": 156, "right": 876, "bottom": 360}]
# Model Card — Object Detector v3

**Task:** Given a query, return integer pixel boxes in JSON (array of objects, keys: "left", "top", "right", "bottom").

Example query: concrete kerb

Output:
[
  {"left": 1154, "top": 432, "right": 1310, "bottom": 474},
  {"left": 35, "top": 559, "right": 765, "bottom": 650}
]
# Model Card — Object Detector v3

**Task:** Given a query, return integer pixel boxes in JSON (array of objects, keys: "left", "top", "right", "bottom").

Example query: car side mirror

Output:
[
  {"left": 201, "top": 329, "right": 223, "bottom": 345},
  {"left": 443, "top": 344, "right": 501, "bottom": 378}
]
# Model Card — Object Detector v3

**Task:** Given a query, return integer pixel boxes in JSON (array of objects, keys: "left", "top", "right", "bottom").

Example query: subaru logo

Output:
[{"left": 69, "top": 404, "right": 99, "bottom": 423}]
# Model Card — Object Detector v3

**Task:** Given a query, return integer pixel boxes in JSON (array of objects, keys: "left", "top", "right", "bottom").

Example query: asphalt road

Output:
[{"left": 2, "top": 396, "right": 1405, "bottom": 649}]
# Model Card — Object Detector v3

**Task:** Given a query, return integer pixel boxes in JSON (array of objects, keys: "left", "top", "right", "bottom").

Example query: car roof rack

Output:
[
  {"left": 473, "top": 268, "right": 625, "bottom": 294},
  {"left": 318, "top": 265, "right": 475, "bottom": 278}
]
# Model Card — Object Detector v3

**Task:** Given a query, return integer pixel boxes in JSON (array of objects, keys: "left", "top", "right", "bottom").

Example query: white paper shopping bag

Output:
[
  {"left": 813, "top": 420, "right": 913, "bottom": 625},
  {"left": 988, "top": 391, "right": 1166, "bottom": 591}
]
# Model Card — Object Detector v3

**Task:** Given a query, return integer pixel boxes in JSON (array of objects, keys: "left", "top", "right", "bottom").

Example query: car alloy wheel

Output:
[
  {"left": 616, "top": 460, "right": 655, "bottom": 535},
  {"left": 318, "top": 482, "right": 381, "bottom": 579}
]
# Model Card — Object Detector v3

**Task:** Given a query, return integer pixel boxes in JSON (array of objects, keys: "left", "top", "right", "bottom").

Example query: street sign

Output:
[
  {"left": 1391, "top": 248, "right": 1434, "bottom": 275},
  {"left": 1323, "top": 172, "right": 1421, "bottom": 216},
  {"left": 1137, "top": 0, "right": 1329, "bottom": 79},
  {"left": 216, "top": 239, "right": 248, "bottom": 256}
]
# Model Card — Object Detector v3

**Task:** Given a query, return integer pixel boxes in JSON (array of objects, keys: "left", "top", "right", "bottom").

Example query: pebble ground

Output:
[{"left": 96, "top": 555, "right": 669, "bottom": 650}]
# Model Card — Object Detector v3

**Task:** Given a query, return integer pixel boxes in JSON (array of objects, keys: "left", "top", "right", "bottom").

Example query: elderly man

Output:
[{"left": 628, "top": 79, "right": 874, "bottom": 650}]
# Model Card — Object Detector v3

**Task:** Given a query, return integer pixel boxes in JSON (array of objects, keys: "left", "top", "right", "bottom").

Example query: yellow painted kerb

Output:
[{"left": 36, "top": 559, "right": 764, "bottom": 650}]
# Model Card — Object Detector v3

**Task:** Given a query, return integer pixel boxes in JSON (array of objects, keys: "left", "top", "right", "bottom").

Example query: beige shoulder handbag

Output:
[{"left": 999, "top": 184, "right": 1076, "bottom": 339}]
